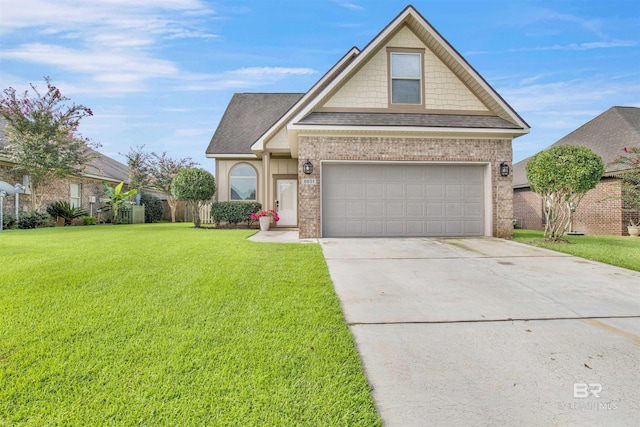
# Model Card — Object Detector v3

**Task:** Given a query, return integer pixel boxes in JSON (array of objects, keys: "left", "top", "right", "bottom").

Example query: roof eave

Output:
[{"left": 250, "top": 46, "right": 361, "bottom": 154}]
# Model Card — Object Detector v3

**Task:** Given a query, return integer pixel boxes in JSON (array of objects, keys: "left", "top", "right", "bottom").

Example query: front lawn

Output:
[
  {"left": 514, "top": 229, "right": 640, "bottom": 272},
  {"left": 0, "top": 224, "right": 380, "bottom": 426}
]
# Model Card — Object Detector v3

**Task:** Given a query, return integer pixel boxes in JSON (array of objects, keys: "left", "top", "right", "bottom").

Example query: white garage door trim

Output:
[{"left": 320, "top": 161, "right": 492, "bottom": 237}]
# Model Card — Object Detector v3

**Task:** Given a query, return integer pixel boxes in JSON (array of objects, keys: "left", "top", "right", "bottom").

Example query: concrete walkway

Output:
[{"left": 321, "top": 237, "right": 640, "bottom": 426}]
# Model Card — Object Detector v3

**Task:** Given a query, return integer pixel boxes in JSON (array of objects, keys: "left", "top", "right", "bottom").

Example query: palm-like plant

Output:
[
  {"left": 100, "top": 182, "right": 137, "bottom": 223},
  {"left": 46, "top": 201, "right": 88, "bottom": 226}
]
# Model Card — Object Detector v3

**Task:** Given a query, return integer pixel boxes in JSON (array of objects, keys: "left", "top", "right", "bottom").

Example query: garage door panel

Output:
[
  {"left": 406, "top": 184, "right": 423, "bottom": 198},
  {"left": 366, "top": 202, "right": 384, "bottom": 216},
  {"left": 345, "top": 221, "right": 363, "bottom": 235},
  {"left": 426, "top": 202, "right": 444, "bottom": 216},
  {"left": 386, "top": 167, "right": 404, "bottom": 180},
  {"left": 322, "top": 163, "right": 484, "bottom": 237},
  {"left": 465, "top": 221, "right": 483, "bottom": 234},
  {"left": 366, "top": 221, "right": 384, "bottom": 235},
  {"left": 446, "top": 202, "right": 463, "bottom": 216},
  {"left": 426, "top": 184, "right": 443, "bottom": 198},
  {"left": 346, "top": 183, "right": 364, "bottom": 198},
  {"left": 426, "top": 220, "right": 443, "bottom": 234},
  {"left": 386, "top": 183, "right": 404, "bottom": 198},
  {"left": 464, "top": 184, "right": 483, "bottom": 199},
  {"left": 346, "top": 202, "right": 364, "bottom": 217},
  {"left": 446, "top": 220, "right": 463, "bottom": 234},
  {"left": 366, "top": 183, "right": 384, "bottom": 198},
  {"left": 465, "top": 202, "right": 482, "bottom": 216},
  {"left": 386, "top": 221, "right": 404, "bottom": 234},
  {"left": 406, "top": 221, "right": 424, "bottom": 234},
  {"left": 387, "top": 203, "right": 404, "bottom": 216},
  {"left": 407, "top": 203, "right": 424, "bottom": 216}
]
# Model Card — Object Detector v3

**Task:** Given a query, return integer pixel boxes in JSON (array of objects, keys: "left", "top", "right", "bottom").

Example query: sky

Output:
[{"left": 1, "top": 0, "right": 639, "bottom": 173}]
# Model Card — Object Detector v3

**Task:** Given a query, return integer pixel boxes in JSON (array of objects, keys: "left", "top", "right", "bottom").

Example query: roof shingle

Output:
[
  {"left": 296, "top": 112, "right": 523, "bottom": 129},
  {"left": 206, "top": 93, "right": 304, "bottom": 155}
]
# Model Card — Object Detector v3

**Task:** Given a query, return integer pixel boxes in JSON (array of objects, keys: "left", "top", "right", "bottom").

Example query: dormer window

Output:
[{"left": 389, "top": 50, "right": 423, "bottom": 105}]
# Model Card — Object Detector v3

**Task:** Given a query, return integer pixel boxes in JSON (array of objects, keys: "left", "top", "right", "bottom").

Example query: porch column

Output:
[{"left": 262, "top": 152, "right": 271, "bottom": 210}]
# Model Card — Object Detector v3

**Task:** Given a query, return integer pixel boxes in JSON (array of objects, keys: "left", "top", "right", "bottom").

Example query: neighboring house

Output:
[
  {"left": 0, "top": 116, "right": 130, "bottom": 215},
  {"left": 513, "top": 106, "right": 640, "bottom": 236},
  {"left": 206, "top": 5, "right": 530, "bottom": 238}
]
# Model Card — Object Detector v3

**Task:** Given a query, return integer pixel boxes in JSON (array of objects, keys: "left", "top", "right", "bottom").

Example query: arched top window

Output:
[{"left": 229, "top": 163, "right": 257, "bottom": 201}]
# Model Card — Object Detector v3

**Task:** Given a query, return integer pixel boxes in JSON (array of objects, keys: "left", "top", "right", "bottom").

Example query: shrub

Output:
[
  {"left": 18, "top": 211, "right": 51, "bottom": 229},
  {"left": 83, "top": 216, "right": 97, "bottom": 226},
  {"left": 2, "top": 212, "right": 16, "bottom": 229},
  {"left": 211, "top": 201, "right": 262, "bottom": 227},
  {"left": 171, "top": 168, "right": 216, "bottom": 228},
  {"left": 140, "top": 193, "right": 164, "bottom": 223},
  {"left": 46, "top": 201, "right": 89, "bottom": 226}
]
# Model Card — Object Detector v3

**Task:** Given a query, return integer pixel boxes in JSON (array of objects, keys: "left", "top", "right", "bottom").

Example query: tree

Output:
[
  {"left": 121, "top": 146, "right": 197, "bottom": 222},
  {"left": 0, "top": 77, "right": 98, "bottom": 211},
  {"left": 526, "top": 145, "right": 604, "bottom": 241},
  {"left": 122, "top": 145, "right": 153, "bottom": 196},
  {"left": 608, "top": 146, "right": 640, "bottom": 227},
  {"left": 171, "top": 168, "right": 215, "bottom": 228},
  {"left": 100, "top": 182, "right": 137, "bottom": 223}
]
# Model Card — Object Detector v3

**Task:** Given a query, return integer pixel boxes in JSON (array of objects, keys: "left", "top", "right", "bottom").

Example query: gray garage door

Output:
[{"left": 322, "top": 163, "right": 484, "bottom": 237}]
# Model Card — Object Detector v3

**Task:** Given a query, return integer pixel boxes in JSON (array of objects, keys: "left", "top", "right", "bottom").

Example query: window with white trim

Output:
[
  {"left": 390, "top": 52, "right": 422, "bottom": 104},
  {"left": 70, "top": 183, "right": 81, "bottom": 208},
  {"left": 230, "top": 163, "right": 257, "bottom": 201}
]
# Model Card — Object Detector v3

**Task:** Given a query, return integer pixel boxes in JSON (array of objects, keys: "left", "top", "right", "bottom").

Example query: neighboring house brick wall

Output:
[
  {"left": 513, "top": 179, "right": 625, "bottom": 236},
  {"left": 298, "top": 135, "right": 513, "bottom": 239},
  {"left": 0, "top": 164, "right": 116, "bottom": 214},
  {"left": 513, "top": 188, "right": 543, "bottom": 231}
]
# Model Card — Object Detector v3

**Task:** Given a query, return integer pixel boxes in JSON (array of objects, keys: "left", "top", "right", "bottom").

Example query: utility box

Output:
[{"left": 131, "top": 206, "right": 145, "bottom": 224}]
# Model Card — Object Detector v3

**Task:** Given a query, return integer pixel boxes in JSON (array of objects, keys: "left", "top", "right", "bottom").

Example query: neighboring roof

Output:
[
  {"left": 1, "top": 116, "right": 128, "bottom": 183},
  {"left": 297, "top": 112, "right": 522, "bottom": 129},
  {"left": 513, "top": 106, "right": 640, "bottom": 188},
  {"left": 206, "top": 93, "right": 304, "bottom": 156}
]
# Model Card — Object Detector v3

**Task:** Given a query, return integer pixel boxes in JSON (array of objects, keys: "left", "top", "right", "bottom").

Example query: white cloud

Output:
[
  {"left": 0, "top": 0, "right": 217, "bottom": 91},
  {"left": 332, "top": 0, "right": 364, "bottom": 11},
  {"left": 1, "top": 43, "right": 178, "bottom": 80},
  {"left": 179, "top": 67, "right": 318, "bottom": 91}
]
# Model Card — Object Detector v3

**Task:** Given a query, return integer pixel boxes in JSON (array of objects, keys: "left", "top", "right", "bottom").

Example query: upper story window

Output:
[
  {"left": 70, "top": 183, "right": 81, "bottom": 208},
  {"left": 390, "top": 52, "right": 422, "bottom": 105},
  {"left": 230, "top": 163, "right": 257, "bottom": 201}
]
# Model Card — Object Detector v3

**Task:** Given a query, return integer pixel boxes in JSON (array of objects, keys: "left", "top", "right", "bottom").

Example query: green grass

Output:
[
  {"left": 0, "top": 224, "right": 380, "bottom": 426},
  {"left": 514, "top": 229, "right": 640, "bottom": 272}
]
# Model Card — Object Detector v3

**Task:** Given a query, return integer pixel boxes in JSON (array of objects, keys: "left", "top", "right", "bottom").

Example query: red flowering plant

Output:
[{"left": 251, "top": 209, "right": 280, "bottom": 222}]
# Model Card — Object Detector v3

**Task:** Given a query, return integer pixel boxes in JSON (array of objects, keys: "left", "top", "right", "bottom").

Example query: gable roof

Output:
[
  {"left": 206, "top": 93, "right": 304, "bottom": 156},
  {"left": 1, "top": 116, "right": 129, "bottom": 183},
  {"left": 289, "top": 5, "right": 529, "bottom": 133},
  {"left": 513, "top": 106, "right": 640, "bottom": 188},
  {"left": 211, "top": 5, "right": 529, "bottom": 159}
]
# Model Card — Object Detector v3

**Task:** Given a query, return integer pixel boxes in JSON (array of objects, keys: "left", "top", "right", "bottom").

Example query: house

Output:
[
  {"left": 0, "top": 116, "right": 130, "bottom": 215},
  {"left": 513, "top": 106, "right": 640, "bottom": 236},
  {"left": 206, "top": 5, "right": 530, "bottom": 238}
]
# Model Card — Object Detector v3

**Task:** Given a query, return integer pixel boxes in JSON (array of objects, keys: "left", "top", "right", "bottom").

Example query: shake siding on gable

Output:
[{"left": 322, "top": 26, "right": 487, "bottom": 112}]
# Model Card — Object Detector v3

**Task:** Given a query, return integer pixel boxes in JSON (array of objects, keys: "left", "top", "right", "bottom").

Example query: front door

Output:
[{"left": 276, "top": 179, "right": 297, "bottom": 227}]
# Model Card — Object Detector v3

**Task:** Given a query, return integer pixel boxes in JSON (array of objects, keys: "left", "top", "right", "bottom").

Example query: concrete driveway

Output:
[{"left": 320, "top": 237, "right": 640, "bottom": 426}]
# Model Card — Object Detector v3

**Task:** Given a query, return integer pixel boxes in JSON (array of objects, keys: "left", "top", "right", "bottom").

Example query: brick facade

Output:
[
  {"left": 0, "top": 163, "right": 127, "bottom": 216},
  {"left": 297, "top": 135, "right": 513, "bottom": 239},
  {"left": 513, "top": 178, "right": 626, "bottom": 236}
]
